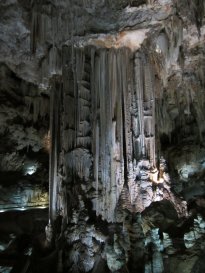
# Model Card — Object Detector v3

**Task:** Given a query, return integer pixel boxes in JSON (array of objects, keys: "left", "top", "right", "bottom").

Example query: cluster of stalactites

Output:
[
  {"left": 30, "top": 0, "right": 63, "bottom": 85},
  {"left": 61, "top": 46, "right": 132, "bottom": 221},
  {"left": 30, "top": 0, "right": 65, "bottom": 53},
  {"left": 59, "top": 46, "right": 157, "bottom": 221},
  {"left": 30, "top": 0, "right": 103, "bottom": 54}
]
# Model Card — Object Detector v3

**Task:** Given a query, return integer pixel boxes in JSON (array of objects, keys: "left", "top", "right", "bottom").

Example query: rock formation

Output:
[{"left": 0, "top": 0, "right": 205, "bottom": 272}]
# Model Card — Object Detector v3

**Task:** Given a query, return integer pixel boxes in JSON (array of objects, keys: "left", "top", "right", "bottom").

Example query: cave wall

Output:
[{"left": 0, "top": 63, "right": 49, "bottom": 209}]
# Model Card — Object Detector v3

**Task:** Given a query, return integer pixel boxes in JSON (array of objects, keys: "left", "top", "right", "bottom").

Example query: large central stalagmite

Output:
[{"left": 49, "top": 45, "right": 156, "bottom": 223}]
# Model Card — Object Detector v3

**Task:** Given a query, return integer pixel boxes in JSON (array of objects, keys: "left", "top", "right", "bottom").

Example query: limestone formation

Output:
[{"left": 0, "top": 0, "right": 205, "bottom": 273}]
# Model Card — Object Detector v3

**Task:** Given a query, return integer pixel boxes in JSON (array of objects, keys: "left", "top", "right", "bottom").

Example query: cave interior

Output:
[{"left": 0, "top": 0, "right": 205, "bottom": 273}]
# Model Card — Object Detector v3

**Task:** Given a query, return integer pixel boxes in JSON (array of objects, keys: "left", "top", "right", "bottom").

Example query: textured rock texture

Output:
[
  {"left": 0, "top": 0, "right": 205, "bottom": 272},
  {"left": 0, "top": 53, "right": 49, "bottom": 209}
]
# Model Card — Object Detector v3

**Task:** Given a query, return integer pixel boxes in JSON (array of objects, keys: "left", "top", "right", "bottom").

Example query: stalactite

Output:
[
  {"left": 65, "top": 148, "right": 92, "bottom": 181},
  {"left": 134, "top": 52, "right": 145, "bottom": 158},
  {"left": 62, "top": 45, "right": 76, "bottom": 152},
  {"left": 49, "top": 77, "right": 62, "bottom": 223},
  {"left": 30, "top": 1, "right": 40, "bottom": 54},
  {"left": 143, "top": 60, "right": 155, "bottom": 167},
  {"left": 48, "top": 46, "right": 62, "bottom": 75},
  {"left": 25, "top": 96, "right": 49, "bottom": 123}
]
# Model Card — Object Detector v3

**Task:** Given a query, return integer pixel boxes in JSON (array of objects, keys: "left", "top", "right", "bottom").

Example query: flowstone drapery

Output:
[
  {"left": 47, "top": 42, "right": 193, "bottom": 272},
  {"left": 49, "top": 46, "right": 158, "bottom": 223}
]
